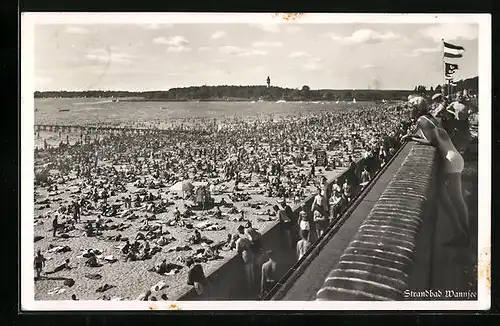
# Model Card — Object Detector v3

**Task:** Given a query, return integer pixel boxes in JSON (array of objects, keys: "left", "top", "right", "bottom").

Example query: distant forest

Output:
[{"left": 35, "top": 76, "right": 478, "bottom": 102}]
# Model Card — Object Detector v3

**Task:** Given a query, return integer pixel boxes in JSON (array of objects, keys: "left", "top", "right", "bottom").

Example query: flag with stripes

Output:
[
  {"left": 444, "top": 41, "right": 465, "bottom": 58},
  {"left": 445, "top": 63, "right": 459, "bottom": 75}
]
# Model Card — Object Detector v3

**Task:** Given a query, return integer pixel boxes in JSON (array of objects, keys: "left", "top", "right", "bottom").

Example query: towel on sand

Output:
[
  {"left": 151, "top": 280, "right": 167, "bottom": 292},
  {"left": 48, "top": 287, "right": 67, "bottom": 295}
]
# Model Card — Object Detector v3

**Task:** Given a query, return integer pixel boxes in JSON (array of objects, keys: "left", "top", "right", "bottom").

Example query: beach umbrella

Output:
[{"left": 169, "top": 181, "right": 184, "bottom": 192}]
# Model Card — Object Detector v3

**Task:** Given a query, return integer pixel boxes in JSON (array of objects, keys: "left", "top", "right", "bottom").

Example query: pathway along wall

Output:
[
  {"left": 173, "top": 152, "right": 387, "bottom": 301},
  {"left": 315, "top": 145, "right": 438, "bottom": 301}
]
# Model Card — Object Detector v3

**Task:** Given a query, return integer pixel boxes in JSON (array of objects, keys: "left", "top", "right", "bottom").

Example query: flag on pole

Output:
[
  {"left": 445, "top": 63, "right": 459, "bottom": 75},
  {"left": 444, "top": 41, "right": 465, "bottom": 51},
  {"left": 444, "top": 40, "right": 465, "bottom": 58}
]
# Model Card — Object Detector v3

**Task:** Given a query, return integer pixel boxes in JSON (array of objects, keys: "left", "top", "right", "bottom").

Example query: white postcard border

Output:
[{"left": 20, "top": 12, "right": 491, "bottom": 311}]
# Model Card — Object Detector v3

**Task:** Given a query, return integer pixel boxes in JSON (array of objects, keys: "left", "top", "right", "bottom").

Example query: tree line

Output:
[
  {"left": 412, "top": 76, "right": 478, "bottom": 96},
  {"left": 34, "top": 76, "right": 477, "bottom": 101},
  {"left": 34, "top": 86, "right": 412, "bottom": 101}
]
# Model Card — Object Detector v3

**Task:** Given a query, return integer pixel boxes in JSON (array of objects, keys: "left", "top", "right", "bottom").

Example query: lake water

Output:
[{"left": 34, "top": 98, "right": 367, "bottom": 128}]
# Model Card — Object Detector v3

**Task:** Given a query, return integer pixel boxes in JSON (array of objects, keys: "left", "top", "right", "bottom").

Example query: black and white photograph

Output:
[{"left": 20, "top": 13, "right": 490, "bottom": 310}]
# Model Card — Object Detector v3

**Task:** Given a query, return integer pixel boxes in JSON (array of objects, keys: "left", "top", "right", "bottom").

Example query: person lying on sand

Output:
[
  {"left": 47, "top": 244, "right": 72, "bottom": 254},
  {"left": 156, "top": 235, "right": 176, "bottom": 246},
  {"left": 149, "top": 259, "right": 183, "bottom": 275},
  {"left": 45, "top": 258, "right": 72, "bottom": 275}
]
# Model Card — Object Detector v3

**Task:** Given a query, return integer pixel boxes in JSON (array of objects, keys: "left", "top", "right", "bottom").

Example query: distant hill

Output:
[{"left": 34, "top": 77, "right": 478, "bottom": 101}]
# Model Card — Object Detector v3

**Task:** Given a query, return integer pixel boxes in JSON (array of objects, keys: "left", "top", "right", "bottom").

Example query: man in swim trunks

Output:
[
  {"left": 33, "top": 250, "right": 46, "bottom": 279},
  {"left": 260, "top": 250, "right": 277, "bottom": 298}
]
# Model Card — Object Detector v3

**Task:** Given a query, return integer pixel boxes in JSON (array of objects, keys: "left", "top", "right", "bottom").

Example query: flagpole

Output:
[{"left": 442, "top": 39, "right": 446, "bottom": 96}]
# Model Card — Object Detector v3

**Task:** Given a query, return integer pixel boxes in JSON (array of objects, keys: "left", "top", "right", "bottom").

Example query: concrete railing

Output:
[{"left": 315, "top": 144, "right": 438, "bottom": 301}]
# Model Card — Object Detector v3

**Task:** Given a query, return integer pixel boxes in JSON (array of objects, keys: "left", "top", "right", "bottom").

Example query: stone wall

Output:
[{"left": 315, "top": 145, "right": 438, "bottom": 300}]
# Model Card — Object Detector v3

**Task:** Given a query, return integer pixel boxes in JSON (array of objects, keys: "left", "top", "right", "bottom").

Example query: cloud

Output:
[
  {"left": 362, "top": 64, "right": 377, "bottom": 69},
  {"left": 35, "top": 76, "right": 53, "bottom": 85},
  {"left": 153, "top": 36, "right": 189, "bottom": 46},
  {"left": 329, "top": 29, "right": 400, "bottom": 44},
  {"left": 286, "top": 26, "right": 301, "bottom": 33},
  {"left": 302, "top": 58, "right": 324, "bottom": 71},
  {"left": 303, "top": 62, "right": 323, "bottom": 71},
  {"left": 166, "top": 46, "right": 191, "bottom": 53},
  {"left": 219, "top": 45, "right": 267, "bottom": 57},
  {"left": 198, "top": 46, "right": 212, "bottom": 52},
  {"left": 143, "top": 23, "right": 173, "bottom": 30},
  {"left": 252, "top": 41, "right": 283, "bottom": 48},
  {"left": 419, "top": 24, "right": 478, "bottom": 43},
  {"left": 252, "top": 24, "right": 280, "bottom": 33},
  {"left": 84, "top": 48, "right": 134, "bottom": 64},
  {"left": 65, "top": 26, "right": 88, "bottom": 34},
  {"left": 211, "top": 31, "right": 226, "bottom": 39},
  {"left": 410, "top": 45, "right": 441, "bottom": 56},
  {"left": 289, "top": 51, "right": 311, "bottom": 58}
]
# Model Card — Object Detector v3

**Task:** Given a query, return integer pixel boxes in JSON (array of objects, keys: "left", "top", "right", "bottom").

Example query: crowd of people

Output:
[{"left": 35, "top": 97, "right": 469, "bottom": 300}]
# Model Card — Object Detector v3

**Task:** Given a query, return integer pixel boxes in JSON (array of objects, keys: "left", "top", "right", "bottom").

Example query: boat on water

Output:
[
  {"left": 58, "top": 108, "right": 70, "bottom": 112},
  {"left": 250, "top": 100, "right": 256, "bottom": 104},
  {"left": 276, "top": 100, "right": 286, "bottom": 104}
]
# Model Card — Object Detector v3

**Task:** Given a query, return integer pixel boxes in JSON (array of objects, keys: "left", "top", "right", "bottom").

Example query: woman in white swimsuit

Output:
[{"left": 402, "top": 96, "right": 469, "bottom": 247}]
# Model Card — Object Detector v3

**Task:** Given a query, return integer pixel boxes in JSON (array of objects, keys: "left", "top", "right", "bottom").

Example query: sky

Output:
[{"left": 33, "top": 22, "right": 479, "bottom": 91}]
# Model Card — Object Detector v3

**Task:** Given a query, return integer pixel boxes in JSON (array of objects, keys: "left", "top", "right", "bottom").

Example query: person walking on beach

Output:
[
  {"left": 33, "top": 250, "right": 45, "bottom": 279},
  {"left": 72, "top": 201, "right": 80, "bottom": 224},
  {"left": 52, "top": 215, "right": 59, "bottom": 237}
]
